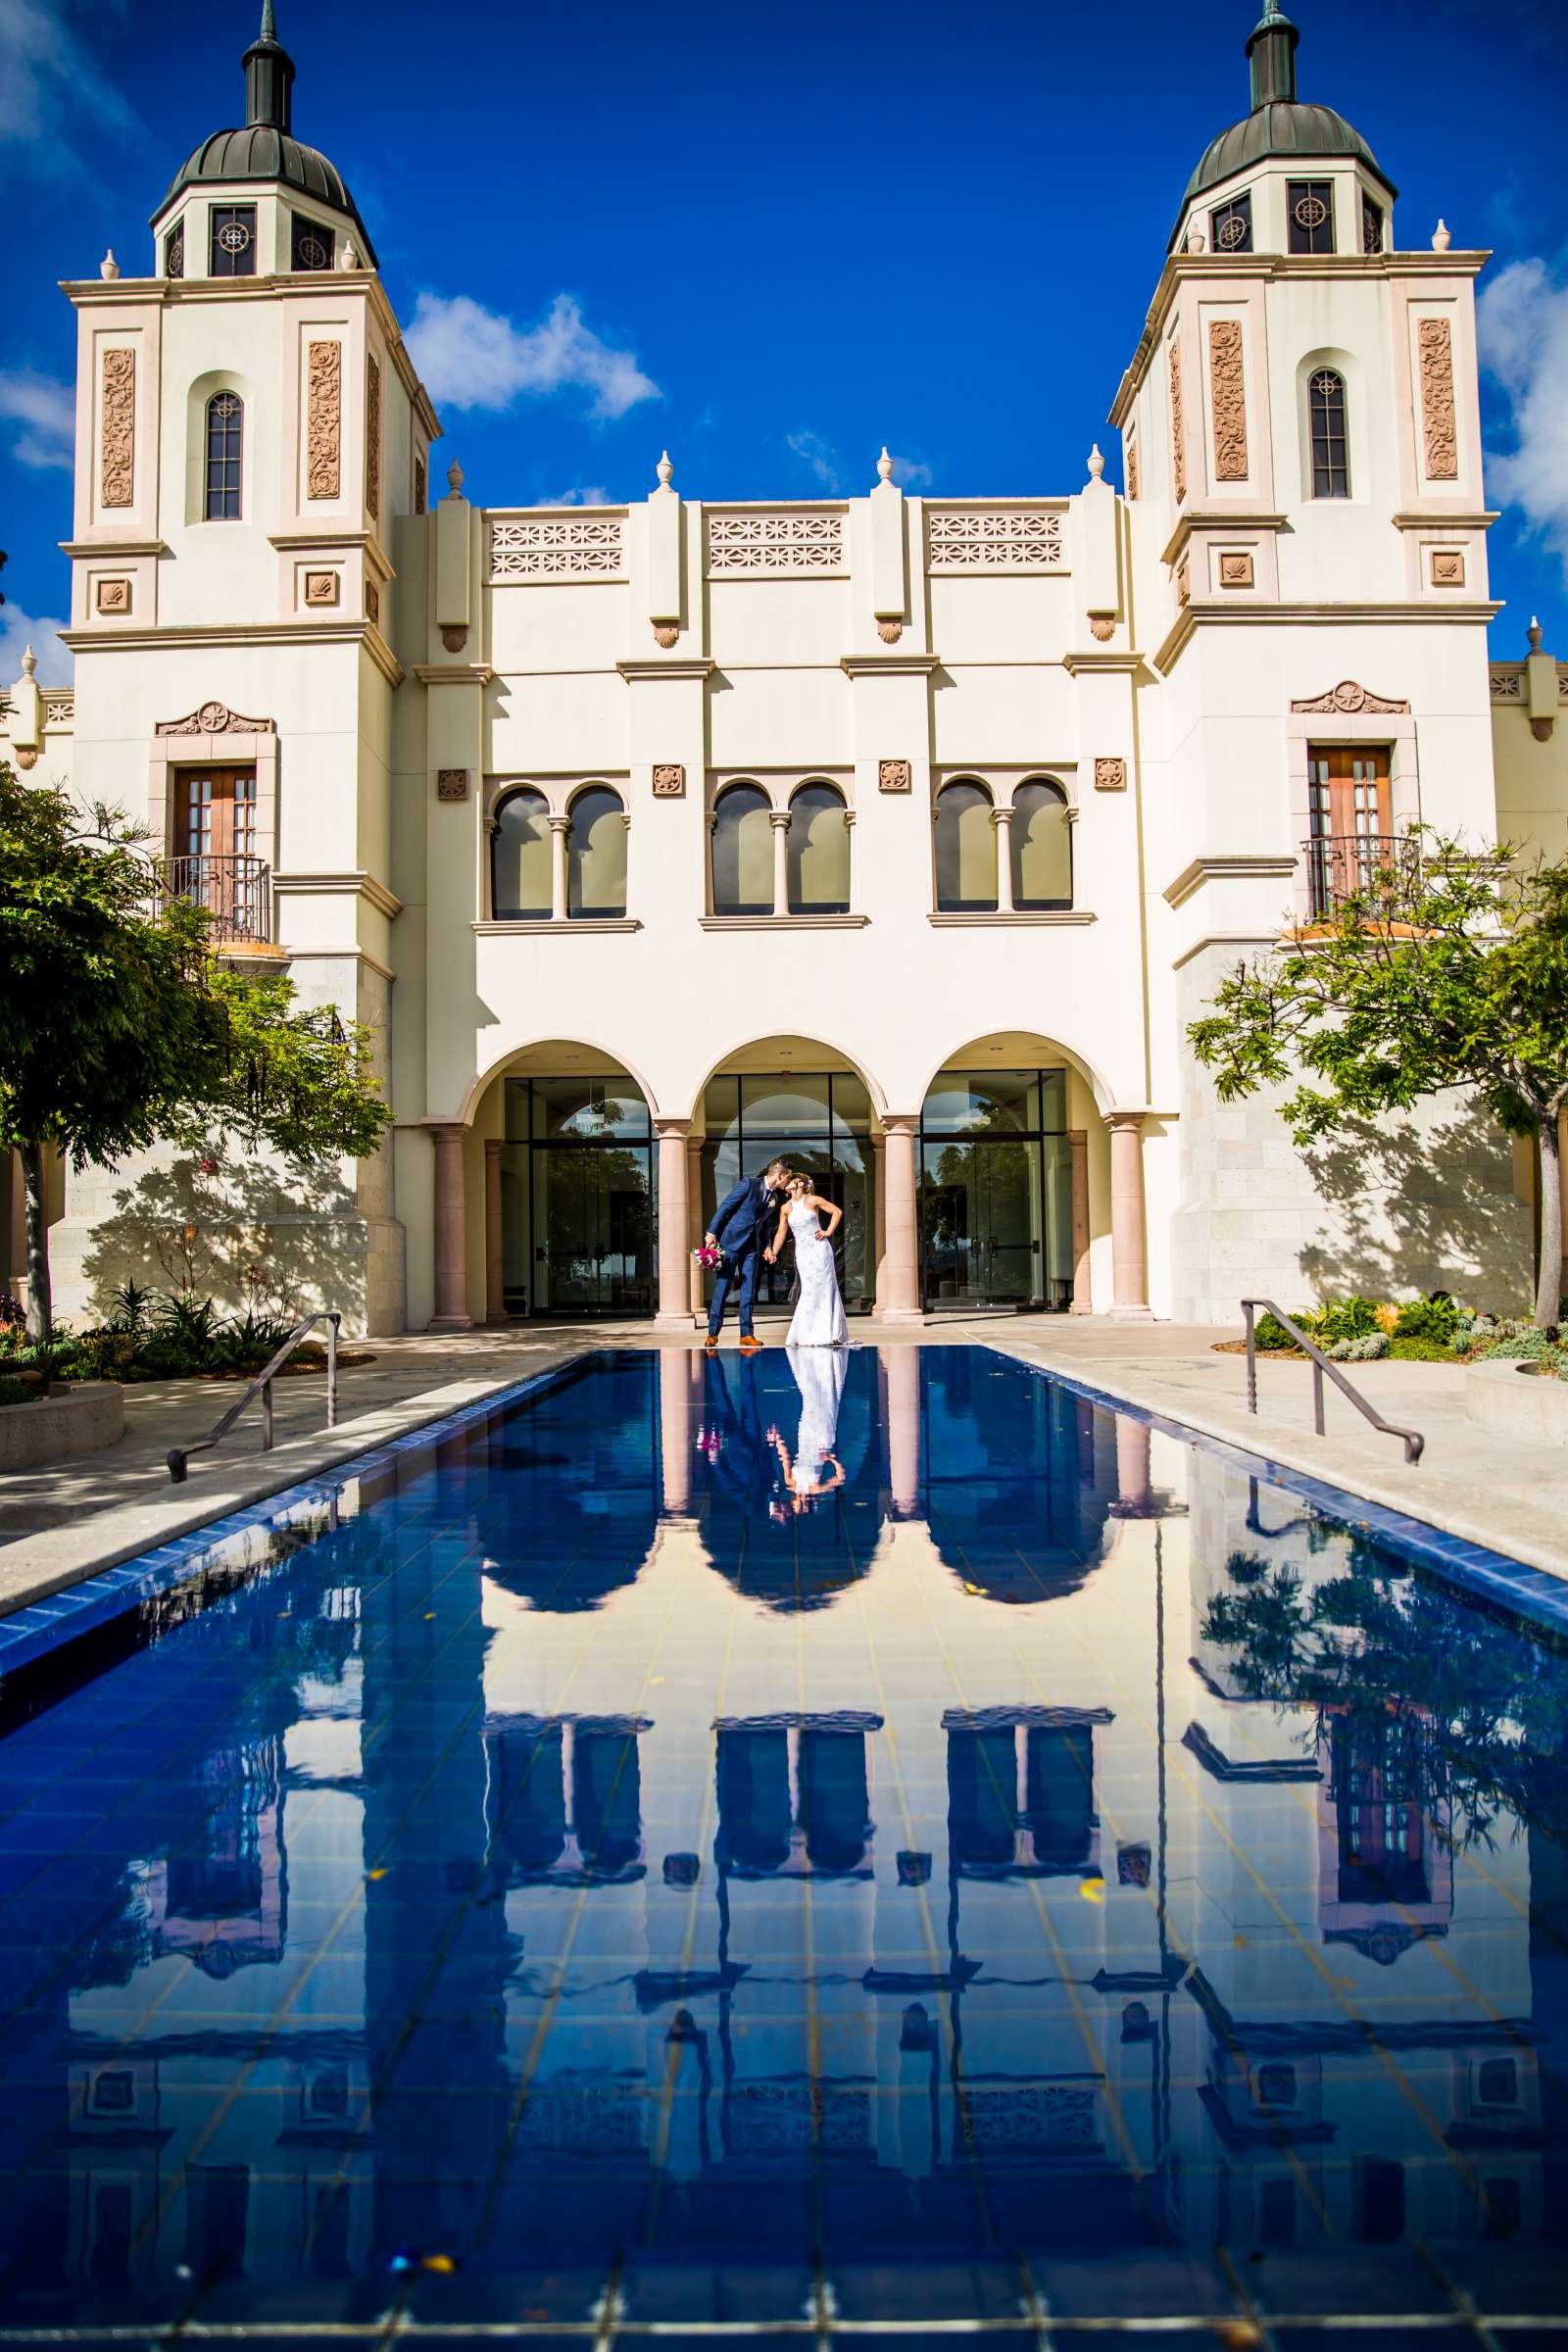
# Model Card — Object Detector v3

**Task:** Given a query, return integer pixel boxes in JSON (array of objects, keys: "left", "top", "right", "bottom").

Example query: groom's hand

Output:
[{"left": 704, "top": 1233, "right": 716, "bottom": 1250}]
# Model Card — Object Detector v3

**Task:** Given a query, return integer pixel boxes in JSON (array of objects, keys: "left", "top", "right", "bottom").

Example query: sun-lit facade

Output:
[{"left": 3, "top": 1, "right": 1564, "bottom": 1332}]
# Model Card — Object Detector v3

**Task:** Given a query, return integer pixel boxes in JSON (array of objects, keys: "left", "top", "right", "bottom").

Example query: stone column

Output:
[
  {"left": 877, "top": 1115, "right": 923, "bottom": 1324},
  {"left": 428, "top": 1123, "right": 471, "bottom": 1332},
  {"left": 991, "top": 807, "right": 1014, "bottom": 914},
  {"left": 656, "top": 1117, "right": 693, "bottom": 1326},
  {"left": 1068, "top": 1128, "right": 1092, "bottom": 1314},
  {"left": 870, "top": 1132, "right": 889, "bottom": 1308},
  {"left": 769, "top": 808, "right": 792, "bottom": 917},
  {"left": 1106, "top": 1111, "right": 1152, "bottom": 1322},
  {"left": 549, "top": 812, "right": 570, "bottom": 922},
  {"left": 483, "top": 1136, "right": 506, "bottom": 1325},
  {"left": 686, "top": 1134, "right": 706, "bottom": 1316}
]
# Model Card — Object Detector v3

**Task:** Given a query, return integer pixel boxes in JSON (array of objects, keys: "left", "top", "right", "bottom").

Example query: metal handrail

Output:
[
  {"left": 1241, "top": 1298, "right": 1424, "bottom": 1466},
  {"left": 168, "top": 1312, "right": 341, "bottom": 1483}
]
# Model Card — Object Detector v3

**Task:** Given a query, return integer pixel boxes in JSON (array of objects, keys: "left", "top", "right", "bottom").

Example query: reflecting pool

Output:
[{"left": 2, "top": 1346, "right": 1567, "bottom": 2340}]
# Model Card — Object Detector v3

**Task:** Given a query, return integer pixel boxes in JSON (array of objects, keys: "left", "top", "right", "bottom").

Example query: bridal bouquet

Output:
[{"left": 693, "top": 1242, "right": 726, "bottom": 1269}]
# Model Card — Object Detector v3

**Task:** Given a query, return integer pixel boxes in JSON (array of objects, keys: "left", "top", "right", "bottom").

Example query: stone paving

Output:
[{"left": 1, "top": 1312, "right": 1564, "bottom": 1616}]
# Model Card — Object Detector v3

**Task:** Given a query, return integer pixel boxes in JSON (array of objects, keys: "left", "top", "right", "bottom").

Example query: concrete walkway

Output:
[{"left": 1, "top": 1314, "right": 1564, "bottom": 1618}]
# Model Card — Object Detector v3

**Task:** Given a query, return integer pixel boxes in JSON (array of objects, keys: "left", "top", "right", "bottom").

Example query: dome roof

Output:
[
  {"left": 1183, "top": 99, "right": 1392, "bottom": 207},
  {"left": 150, "top": 5, "right": 377, "bottom": 266}
]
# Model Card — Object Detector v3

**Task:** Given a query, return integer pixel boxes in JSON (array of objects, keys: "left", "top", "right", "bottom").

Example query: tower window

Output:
[
  {"left": 1288, "top": 180, "right": 1335, "bottom": 256},
  {"left": 291, "top": 214, "right": 333, "bottom": 272},
  {"left": 1308, "top": 368, "right": 1349, "bottom": 497},
  {"left": 165, "top": 222, "right": 184, "bottom": 279},
  {"left": 1210, "top": 193, "right": 1252, "bottom": 255},
  {"left": 204, "top": 392, "right": 244, "bottom": 519},
  {"left": 210, "top": 204, "right": 257, "bottom": 277},
  {"left": 1361, "top": 196, "right": 1385, "bottom": 255}
]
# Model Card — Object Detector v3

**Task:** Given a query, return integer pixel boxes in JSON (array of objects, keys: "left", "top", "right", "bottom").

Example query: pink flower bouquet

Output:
[{"left": 693, "top": 1243, "right": 726, "bottom": 1270}]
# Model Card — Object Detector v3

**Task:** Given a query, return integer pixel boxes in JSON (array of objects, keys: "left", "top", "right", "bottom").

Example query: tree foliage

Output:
[
  {"left": 0, "top": 763, "right": 391, "bottom": 1338},
  {"left": 1188, "top": 832, "right": 1568, "bottom": 1326}
]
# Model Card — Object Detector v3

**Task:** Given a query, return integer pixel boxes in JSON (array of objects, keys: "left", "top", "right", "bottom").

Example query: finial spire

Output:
[
  {"left": 244, "top": 0, "right": 294, "bottom": 130},
  {"left": 876, "top": 447, "right": 894, "bottom": 484},
  {"left": 1246, "top": 0, "right": 1298, "bottom": 110},
  {"left": 259, "top": 0, "right": 277, "bottom": 37}
]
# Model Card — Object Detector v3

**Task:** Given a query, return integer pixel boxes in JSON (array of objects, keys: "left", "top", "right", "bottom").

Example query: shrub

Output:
[
  {"left": 0, "top": 1374, "right": 36, "bottom": 1408},
  {"left": 1311, "top": 1297, "right": 1384, "bottom": 1346},
  {"left": 1251, "top": 1310, "right": 1301, "bottom": 1351},
  {"left": 1482, "top": 1330, "right": 1564, "bottom": 1366},
  {"left": 1389, "top": 1336, "right": 1455, "bottom": 1362},
  {"left": 1394, "top": 1295, "right": 1460, "bottom": 1345},
  {"left": 109, "top": 1281, "right": 153, "bottom": 1336},
  {"left": 208, "top": 1309, "right": 296, "bottom": 1376},
  {"left": 1326, "top": 1331, "right": 1389, "bottom": 1362}
]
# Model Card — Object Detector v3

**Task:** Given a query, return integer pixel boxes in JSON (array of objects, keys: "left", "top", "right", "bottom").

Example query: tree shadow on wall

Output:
[
  {"left": 1298, "top": 1112, "right": 1532, "bottom": 1309},
  {"left": 80, "top": 1141, "right": 367, "bottom": 1329}
]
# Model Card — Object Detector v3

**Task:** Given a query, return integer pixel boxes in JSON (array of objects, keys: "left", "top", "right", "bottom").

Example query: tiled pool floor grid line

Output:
[{"left": 3, "top": 1344, "right": 1568, "bottom": 2343}]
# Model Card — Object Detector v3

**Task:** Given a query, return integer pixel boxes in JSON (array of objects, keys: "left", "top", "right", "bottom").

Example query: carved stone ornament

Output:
[
  {"left": 1429, "top": 548, "right": 1465, "bottom": 587},
  {"left": 100, "top": 348, "right": 135, "bottom": 510},
  {"left": 365, "top": 352, "right": 382, "bottom": 520},
  {"left": 365, "top": 579, "right": 380, "bottom": 626},
  {"left": 1417, "top": 316, "right": 1458, "bottom": 481},
  {"left": 1175, "top": 559, "right": 1191, "bottom": 607},
  {"left": 1126, "top": 435, "right": 1140, "bottom": 502},
  {"left": 1290, "top": 680, "right": 1410, "bottom": 716},
  {"left": 157, "top": 702, "right": 276, "bottom": 738},
  {"left": 652, "top": 763, "right": 686, "bottom": 798},
  {"left": 652, "top": 623, "right": 679, "bottom": 648},
  {"left": 436, "top": 768, "right": 468, "bottom": 802},
  {"left": 1089, "top": 616, "right": 1115, "bottom": 641},
  {"left": 1168, "top": 338, "right": 1186, "bottom": 503},
  {"left": 15, "top": 749, "right": 37, "bottom": 770},
  {"left": 707, "top": 511, "right": 847, "bottom": 576},
  {"left": 414, "top": 454, "right": 427, "bottom": 515},
  {"left": 1218, "top": 552, "right": 1254, "bottom": 588},
  {"left": 926, "top": 508, "right": 1063, "bottom": 570},
  {"left": 95, "top": 576, "right": 131, "bottom": 614},
  {"left": 304, "top": 569, "right": 339, "bottom": 606},
  {"left": 1207, "top": 318, "right": 1248, "bottom": 482},
  {"left": 1490, "top": 669, "right": 1524, "bottom": 702},
  {"left": 878, "top": 759, "right": 912, "bottom": 793},
  {"left": 1094, "top": 757, "right": 1127, "bottom": 792},
  {"left": 441, "top": 623, "right": 467, "bottom": 653},
  {"left": 877, "top": 618, "right": 904, "bottom": 644},
  {"left": 306, "top": 340, "right": 341, "bottom": 501},
  {"left": 492, "top": 515, "right": 626, "bottom": 582}
]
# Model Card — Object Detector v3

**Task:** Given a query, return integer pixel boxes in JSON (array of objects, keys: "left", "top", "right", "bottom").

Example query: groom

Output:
[{"left": 704, "top": 1158, "right": 792, "bottom": 1354}]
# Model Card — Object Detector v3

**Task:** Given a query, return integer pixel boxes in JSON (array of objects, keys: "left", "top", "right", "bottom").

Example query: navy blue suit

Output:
[{"left": 707, "top": 1173, "right": 781, "bottom": 1339}]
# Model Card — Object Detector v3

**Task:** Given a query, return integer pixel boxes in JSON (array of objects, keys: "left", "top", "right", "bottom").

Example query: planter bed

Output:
[{"left": 0, "top": 1381, "right": 124, "bottom": 1470}]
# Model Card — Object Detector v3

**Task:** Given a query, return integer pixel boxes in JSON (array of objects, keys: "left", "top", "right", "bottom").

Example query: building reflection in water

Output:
[{"left": 0, "top": 1347, "right": 1564, "bottom": 2318}]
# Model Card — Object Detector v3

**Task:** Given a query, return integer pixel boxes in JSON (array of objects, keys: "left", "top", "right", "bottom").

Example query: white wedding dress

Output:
[{"left": 785, "top": 1200, "right": 848, "bottom": 1348}]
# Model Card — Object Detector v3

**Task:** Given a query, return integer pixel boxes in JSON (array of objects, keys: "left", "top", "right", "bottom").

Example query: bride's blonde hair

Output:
[{"left": 787, "top": 1169, "right": 813, "bottom": 1195}]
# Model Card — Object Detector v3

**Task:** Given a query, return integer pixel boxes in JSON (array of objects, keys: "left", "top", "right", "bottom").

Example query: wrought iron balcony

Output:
[
  {"left": 1301, "top": 832, "right": 1420, "bottom": 919},
  {"left": 168, "top": 854, "right": 273, "bottom": 944}
]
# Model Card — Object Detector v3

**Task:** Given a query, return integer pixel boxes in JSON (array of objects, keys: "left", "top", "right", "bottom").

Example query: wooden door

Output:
[
  {"left": 1306, "top": 747, "right": 1391, "bottom": 911},
  {"left": 173, "top": 768, "right": 260, "bottom": 936}
]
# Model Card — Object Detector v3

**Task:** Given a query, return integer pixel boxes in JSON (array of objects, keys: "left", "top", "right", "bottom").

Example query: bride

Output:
[{"left": 765, "top": 1170, "right": 848, "bottom": 1348}]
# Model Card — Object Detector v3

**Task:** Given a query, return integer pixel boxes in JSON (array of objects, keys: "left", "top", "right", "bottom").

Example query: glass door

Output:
[
  {"left": 918, "top": 1068, "right": 1073, "bottom": 1312},
  {"left": 510, "top": 1075, "right": 655, "bottom": 1318}
]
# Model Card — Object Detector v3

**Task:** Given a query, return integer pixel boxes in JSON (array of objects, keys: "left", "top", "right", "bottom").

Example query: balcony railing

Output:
[
  {"left": 169, "top": 854, "right": 273, "bottom": 944},
  {"left": 1301, "top": 832, "right": 1421, "bottom": 920}
]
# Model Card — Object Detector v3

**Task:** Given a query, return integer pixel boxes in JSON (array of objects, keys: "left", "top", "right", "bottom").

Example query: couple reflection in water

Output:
[{"left": 697, "top": 1345, "right": 852, "bottom": 1528}]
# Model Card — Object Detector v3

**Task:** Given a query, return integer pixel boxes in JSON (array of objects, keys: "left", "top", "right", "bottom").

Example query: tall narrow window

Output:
[
  {"left": 1361, "top": 195, "right": 1385, "bottom": 255},
  {"left": 204, "top": 392, "right": 243, "bottom": 519},
  {"left": 210, "top": 203, "right": 257, "bottom": 277},
  {"left": 710, "top": 783, "right": 773, "bottom": 916},
  {"left": 787, "top": 783, "right": 851, "bottom": 913},
  {"left": 933, "top": 780, "right": 996, "bottom": 912},
  {"left": 1288, "top": 180, "right": 1335, "bottom": 256},
  {"left": 1306, "top": 746, "right": 1392, "bottom": 913},
  {"left": 566, "top": 786, "right": 627, "bottom": 918},
  {"left": 291, "top": 213, "right": 333, "bottom": 271},
  {"left": 1308, "top": 368, "right": 1349, "bottom": 498},
  {"left": 173, "top": 768, "right": 264, "bottom": 940},
  {"left": 491, "top": 789, "right": 552, "bottom": 920},
  {"left": 1210, "top": 193, "right": 1252, "bottom": 255},
  {"left": 1009, "top": 779, "right": 1072, "bottom": 909},
  {"left": 165, "top": 222, "right": 184, "bottom": 278}
]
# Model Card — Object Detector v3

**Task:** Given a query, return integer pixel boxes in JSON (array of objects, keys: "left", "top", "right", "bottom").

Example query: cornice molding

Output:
[
  {"left": 273, "top": 869, "right": 403, "bottom": 921},
  {"left": 60, "top": 538, "right": 171, "bottom": 560},
  {"left": 1160, "top": 509, "right": 1289, "bottom": 567},
  {"left": 840, "top": 652, "right": 942, "bottom": 679},
  {"left": 1060, "top": 650, "right": 1145, "bottom": 677},
  {"left": 1163, "top": 855, "right": 1298, "bottom": 908},
  {"left": 615, "top": 659, "right": 716, "bottom": 682},
  {"left": 413, "top": 662, "right": 496, "bottom": 686},
  {"left": 1391, "top": 510, "right": 1498, "bottom": 532},
  {"left": 1152, "top": 598, "right": 1504, "bottom": 676}
]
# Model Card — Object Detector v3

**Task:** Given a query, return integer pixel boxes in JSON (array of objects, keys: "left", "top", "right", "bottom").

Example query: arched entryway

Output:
[{"left": 474, "top": 1042, "right": 657, "bottom": 1321}]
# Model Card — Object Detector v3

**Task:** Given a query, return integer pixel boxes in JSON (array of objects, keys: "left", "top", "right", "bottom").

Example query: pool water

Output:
[{"left": 2, "top": 1344, "right": 1567, "bottom": 2343}]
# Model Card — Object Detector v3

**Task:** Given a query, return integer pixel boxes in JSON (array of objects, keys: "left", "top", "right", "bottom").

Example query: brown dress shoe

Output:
[
  {"left": 739, "top": 1334, "right": 763, "bottom": 1353},
  {"left": 703, "top": 1334, "right": 718, "bottom": 1354}
]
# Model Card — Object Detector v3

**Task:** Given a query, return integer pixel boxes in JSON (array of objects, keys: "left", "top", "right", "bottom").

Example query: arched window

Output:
[
  {"left": 204, "top": 392, "right": 243, "bottom": 519},
  {"left": 491, "top": 789, "right": 552, "bottom": 920},
  {"left": 1010, "top": 780, "right": 1072, "bottom": 909},
  {"left": 711, "top": 783, "right": 773, "bottom": 916},
  {"left": 787, "top": 783, "right": 850, "bottom": 914},
  {"left": 567, "top": 786, "right": 627, "bottom": 918},
  {"left": 934, "top": 780, "right": 996, "bottom": 912},
  {"left": 1308, "top": 369, "right": 1349, "bottom": 499}
]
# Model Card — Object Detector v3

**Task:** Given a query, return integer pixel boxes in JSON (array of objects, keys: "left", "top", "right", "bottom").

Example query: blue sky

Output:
[{"left": 3, "top": 0, "right": 1566, "bottom": 685}]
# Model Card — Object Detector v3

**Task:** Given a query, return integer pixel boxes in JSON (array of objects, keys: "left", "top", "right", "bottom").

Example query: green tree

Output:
[
  {"left": 1188, "top": 831, "right": 1568, "bottom": 1328},
  {"left": 0, "top": 763, "right": 390, "bottom": 1340}
]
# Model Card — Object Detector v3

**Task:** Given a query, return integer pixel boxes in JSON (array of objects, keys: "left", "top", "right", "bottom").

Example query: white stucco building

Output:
[{"left": 5, "top": 0, "right": 1566, "bottom": 1334}]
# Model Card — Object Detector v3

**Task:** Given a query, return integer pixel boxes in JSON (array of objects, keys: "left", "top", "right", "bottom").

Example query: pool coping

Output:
[{"left": 3, "top": 1338, "right": 1568, "bottom": 1692}]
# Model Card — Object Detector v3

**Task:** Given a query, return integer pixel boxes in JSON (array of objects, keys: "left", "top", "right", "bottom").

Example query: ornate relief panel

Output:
[
  {"left": 490, "top": 514, "right": 627, "bottom": 581},
  {"left": 1207, "top": 319, "right": 1248, "bottom": 482},
  {"left": 306, "top": 340, "right": 341, "bottom": 500},
  {"left": 95, "top": 577, "right": 131, "bottom": 614},
  {"left": 365, "top": 352, "right": 381, "bottom": 519},
  {"left": 1125, "top": 435, "right": 1140, "bottom": 501},
  {"left": 100, "top": 349, "right": 135, "bottom": 510},
  {"left": 878, "top": 759, "right": 912, "bottom": 793},
  {"left": 1417, "top": 318, "right": 1458, "bottom": 481},
  {"left": 706, "top": 512, "right": 847, "bottom": 576},
  {"left": 652, "top": 764, "right": 686, "bottom": 798},
  {"left": 1218, "top": 552, "right": 1253, "bottom": 588},
  {"left": 1093, "top": 758, "right": 1127, "bottom": 792},
  {"left": 1290, "top": 680, "right": 1409, "bottom": 715},
  {"left": 926, "top": 508, "right": 1064, "bottom": 571},
  {"left": 157, "top": 702, "right": 276, "bottom": 737},
  {"left": 1168, "top": 338, "right": 1186, "bottom": 503}
]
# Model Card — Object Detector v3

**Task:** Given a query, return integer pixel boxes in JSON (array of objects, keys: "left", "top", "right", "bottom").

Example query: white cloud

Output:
[
  {"left": 537, "top": 485, "right": 611, "bottom": 508},
  {"left": 0, "top": 605, "right": 73, "bottom": 690},
  {"left": 406, "top": 292, "right": 659, "bottom": 421},
  {"left": 0, "top": 0, "right": 136, "bottom": 161},
  {"left": 1479, "top": 257, "right": 1568, "bottom": 582},
  {"left": 786, "top": 429, "right": 843, "bottom": 492},
  {"left": 0, "top": 368, "right": 74, "bottom": 471},
  {"left": 889, "top": 453, "right": 933, "bottom": 490}
]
